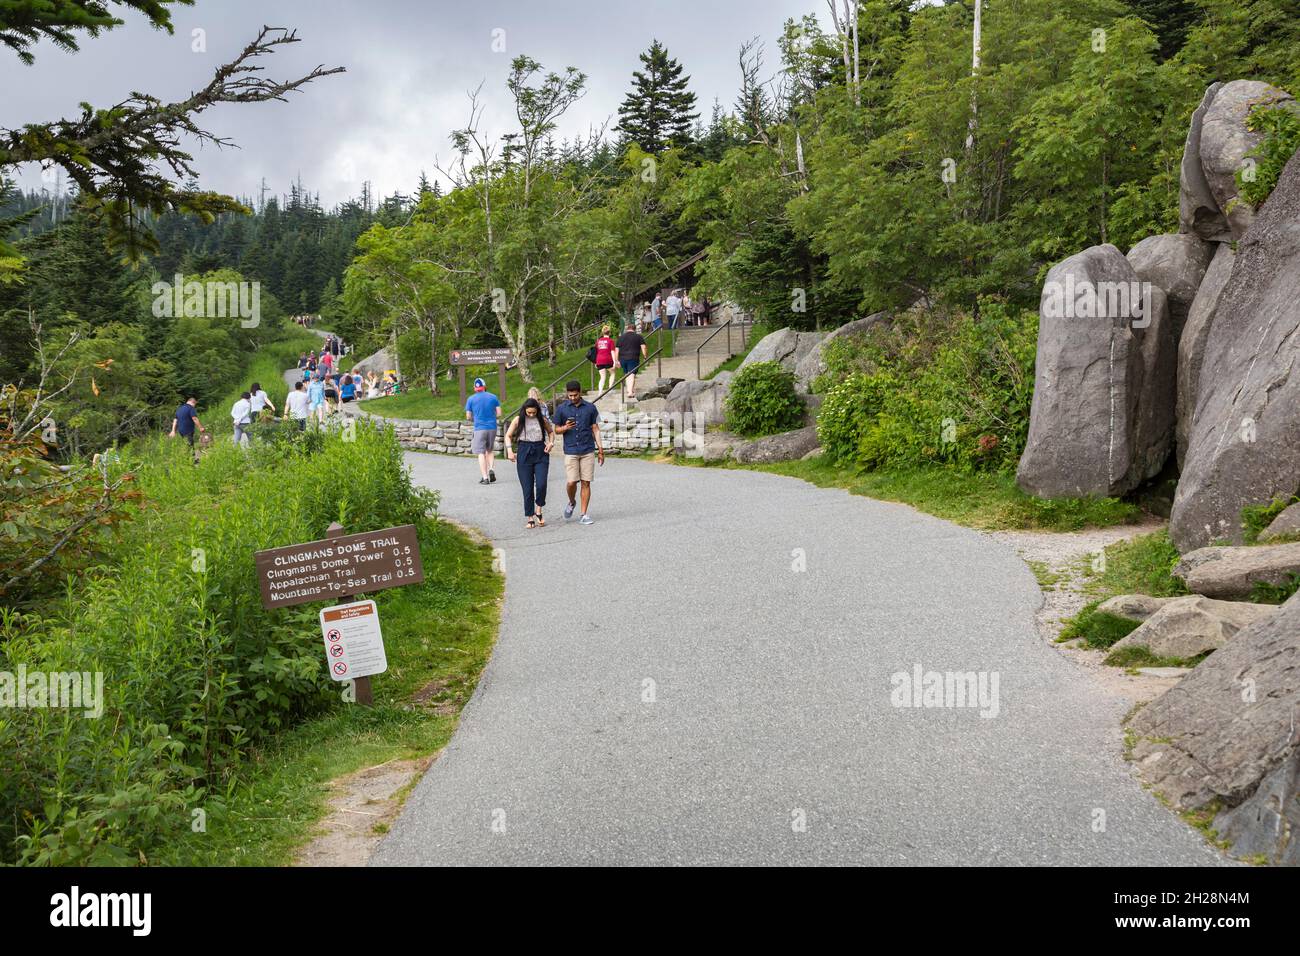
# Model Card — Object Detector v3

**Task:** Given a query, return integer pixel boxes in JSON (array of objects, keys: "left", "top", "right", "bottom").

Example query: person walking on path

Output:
[
  {"left": 231, "top": 391, "right": 253, "bottom": 446},
  {"left": 614, "top": 324, "right": 647, "bottom": 402},
  {"left": 554, "top": 380, "right": 604, "bottom": 525},
  {"left": 465, "top": 376, "right": 502, "bottom": 485},
  {"left": 594, "top": 325, "right": 616, "bottom": 393},
  {"left": 249, "top": 382, "right": 276, "bottom": 420},
  {"left": 665, "top": 288, "right": 683, "bottom": 331},
  {"left": 307, "top": 374, "right": 327, "bottom": 426},
  {"left": 286, "top": 380, "right": 311, "bottom": 431},
  {"left": 168, "top": 396, "right": 205, "bottom": 461},
  {"left": 504, "top": 397, "right": 555, "bottom": 529}
]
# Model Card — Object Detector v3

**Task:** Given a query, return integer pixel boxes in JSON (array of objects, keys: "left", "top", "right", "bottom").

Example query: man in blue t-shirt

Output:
[
  {"left": 553, "top": 380, "right": 604, "bottom": 525},
  {"left": 465, "top": 377, "right": 502, "bottom": 485},
  {"left": 168, "top": 397, "right": 205, "bottom": 462}
]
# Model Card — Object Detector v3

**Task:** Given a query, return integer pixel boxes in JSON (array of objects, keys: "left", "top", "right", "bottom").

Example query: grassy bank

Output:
[
  {"left": 154, "top": 518, "right": 500, "bottom": 866},
  {"left": 681, "top": 455, "right": 1141, "bottom": 532}
]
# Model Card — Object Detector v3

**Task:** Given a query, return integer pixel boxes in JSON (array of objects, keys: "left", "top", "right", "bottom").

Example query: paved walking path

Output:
[{"left": 373, "top": 453, "right": 1224, "bottom": 865}]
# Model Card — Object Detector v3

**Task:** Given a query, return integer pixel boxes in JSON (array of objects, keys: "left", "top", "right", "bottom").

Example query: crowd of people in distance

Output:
[{"left": 638, "top": 288, "right": 711, "bottom": 331}]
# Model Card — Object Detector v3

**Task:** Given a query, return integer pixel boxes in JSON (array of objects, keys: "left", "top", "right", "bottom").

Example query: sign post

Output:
[
  {"left": 450, "top": 348, "right": 515, "bottom": 407},
  {"left": 254, "top": 522, "right": 426, "bottom": 707}
]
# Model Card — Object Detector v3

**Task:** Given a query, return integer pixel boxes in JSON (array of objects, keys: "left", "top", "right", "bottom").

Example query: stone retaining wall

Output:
[{"left": 352, "top": 408, "right": 672, "bottom": 455}]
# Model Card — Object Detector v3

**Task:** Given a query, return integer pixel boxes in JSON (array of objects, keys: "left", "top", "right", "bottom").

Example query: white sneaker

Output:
[{"left": 579, "top": 514, "right": 594, "bottom": 525}]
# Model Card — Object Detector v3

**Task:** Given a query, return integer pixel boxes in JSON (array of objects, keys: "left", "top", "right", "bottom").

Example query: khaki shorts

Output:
[{"left": 564, "top": 453, "right": 596, "bottom": 482}]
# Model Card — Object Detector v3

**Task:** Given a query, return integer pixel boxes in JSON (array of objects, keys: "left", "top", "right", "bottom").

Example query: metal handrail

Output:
[
  {"left": 540, "top": 355, "right": 594, "bottom": 409},
  {"left": 519, "top": 318, "right": 606, "bottom": 366},
  {"left": 588, "top": 345, "right": 665, "bottom": 408},
  {"left": 694, "top": 318, "right": 742, "bottom": 380}
]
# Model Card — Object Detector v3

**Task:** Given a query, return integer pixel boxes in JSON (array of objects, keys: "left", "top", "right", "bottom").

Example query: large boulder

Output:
[
  {"left": 1017, "top": 244, "right": 1176, "bottom": 498},
  {"left": 635, "top": 377, "right": 683, "bottom": 401},
  {"left": 1127, "top": 593, "right": 1300, "bottom": 864},
  {"left": 1174, "top": 242, "right": 1234, "bottom": 468},
  {"left": 1172, "top": 542, "right": 1300, "bottom": 600},
  {"left": 1259, "top": 502, "right": 1300, "bottom": 543},
  {"left": 662, "top": 375, "right": 730, "bottom": 427},
  {"left": 350, "top": 346, "right": 397, "bottom": 378},
  {"left": 732, "top": 425, "right": 821, "bottom": 465},
  {"left": 1096, "top": 593, "right": 1180, "bottom": 622},
  {"left": 1169, "top": 149, "right": 1300, "bottom": 551},
  {"left": 1125, "top": 234, "right": 1212, "bottom": 338},
  {"left": 1107, "top": 595, "right": 1276, "bottom": 659},
  {"left": 1178, "top": 83, "right": 1227, "bottom": 240},
  {"left": 740, "top": 328, "right": 826, "bottom": 378},
  {"left": 793, "top": 311, "right": 890, "bottom": 389},
  {"left": 1197, "top": 80, "right": 1296, "bottom": 240}
]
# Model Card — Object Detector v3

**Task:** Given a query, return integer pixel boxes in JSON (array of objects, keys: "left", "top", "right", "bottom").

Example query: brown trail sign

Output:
[
  {"left": 254, "top": 522, "right": 426, "bottom": 706},
  {"left": 450, "top": 348, "right": 514, "bottom": 406}
]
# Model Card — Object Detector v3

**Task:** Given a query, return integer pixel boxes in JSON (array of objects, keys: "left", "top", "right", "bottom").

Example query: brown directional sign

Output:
[
  {"left": 449, "top": 348, "right": 514, "bottom": 366},
  {"left": 255, "top": 524, "right": 425, "bottom": 610}
]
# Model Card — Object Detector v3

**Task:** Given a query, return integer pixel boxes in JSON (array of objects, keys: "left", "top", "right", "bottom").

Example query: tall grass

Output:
[{"left": 0, "top": 419, "right": 436, "bottom": 864}]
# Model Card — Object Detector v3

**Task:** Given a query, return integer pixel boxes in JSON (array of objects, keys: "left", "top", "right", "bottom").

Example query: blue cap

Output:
[{"left": 473, "top": 377, "right": 486, "bottom": 390}]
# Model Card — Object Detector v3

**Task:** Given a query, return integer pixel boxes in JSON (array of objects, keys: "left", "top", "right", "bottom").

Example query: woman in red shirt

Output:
[{"left": 594, "top": 325, "right": 616, "bottom": 393}]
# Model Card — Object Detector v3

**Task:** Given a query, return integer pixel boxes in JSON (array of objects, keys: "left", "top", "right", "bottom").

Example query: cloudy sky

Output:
[{"left": 2, "top": 0, "right": 824, "bottom": 208}]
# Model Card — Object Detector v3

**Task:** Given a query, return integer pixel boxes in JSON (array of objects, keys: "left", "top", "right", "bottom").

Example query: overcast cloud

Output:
[{"left": 1, "top": 0, "right": 823, "bottom": 207}]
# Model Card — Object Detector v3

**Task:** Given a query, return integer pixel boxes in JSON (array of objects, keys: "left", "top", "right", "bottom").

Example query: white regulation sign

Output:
[{"left": 319, "top": 599, "right": 388, "bottom": 681}]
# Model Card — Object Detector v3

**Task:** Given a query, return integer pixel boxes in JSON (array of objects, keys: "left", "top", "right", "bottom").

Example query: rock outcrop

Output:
[
  {"left": 1107, "top": 595, "right": 1275, "bottom": 659},
  {"left": 1096, "top": 593, "right": 1179, "bottom": 622},
  {"left": 1174, "top": 242, "right": 1234, "bottom": 467},
  {"left": 662, "top": 375, "right": 731, "bottom": 426},
  {"left": 1127, "top": 593, "right": 1300, "bottom": 864},
  {"left": 793, "top": 311, "right": 889, "bottom": 389},
  {"left": 1126, "top": 234, "right": 1212, "bottom": 337},
  {"left": 732, "top": 425, "right": 821, "bottom": 465},
  {"left": 1178, "top": 83, "right": 1226, "bottom": 240},
  {"left": 740, "top": 328, "right": 826, "bottom": 379},
  {"left": 1260, "top": 502, "right": 1300, "bottom": 543},
  {"left": 1173, "top": 542, "right": 1300, "bottom": 600},
  {"left": 1169, "top": 148, "right": 1300, "bottom": 551},
  {"left": 350, "top": 346, "right": 397, "bottom": 378},
  {"left": 1196, "top": 80, "right": 1295, "bottom": 240},
  {"left": 1016, "top": 244, "right": 1175, "bottom": 498}
]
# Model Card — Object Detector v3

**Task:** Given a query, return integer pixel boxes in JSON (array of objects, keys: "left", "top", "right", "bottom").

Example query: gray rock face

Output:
[
  {"left": 636, "top": 377, "right": 683, "bottom": 401},
  {"left": 1016, "top": 244, "right": 1176, "bottom": 498},
  {"left": 1169, "top": 149, "right": 1300, "bottom": 551},
  {"left": 350, "top": 346, "right": 397, "bottom": 378},
  {"left": 740, "top": 328, "right": 826, "bottom": 378},
  {"left": 1213, "top": 750, "right": 1300, "bottom": 866},
  {"left": 1125, "top": 234, "right": 1213, "bottom": 338},
  {"left": 732, "top": 425, "right": 821, "bottom": 465},
  {"left": 1173, "top": 541, "right": 1300, "bottom": 600},
  {"left": 1174, "top": 242, "right": 1234, "bottom": 468},
  {"left": 662, "top": 378, "right": 730, "bottom": 427},
  {"left": 794, "top": 311, "right": 890, "bottom": 389},
  {"left": 700, "top": 430, "right": 745, "bottom": 462},
  {"left": 1128, "top": 593, "right": 1299, "bottom": 864},
  {"left": 1108, "top": 595, "right": 1276, "bottom": 659},
  {"left": 1178, "top": 83, "right": 1226, "bottom": 241},
  {"left": 1197, "top": 80, "right": 1295, "bottom": 240},
  {"left": 1260, "top": 502, "right": 1300, "bottom": 543},
  {"left": 1096, "top": 593, "right": 1179, "bottom": 622}
]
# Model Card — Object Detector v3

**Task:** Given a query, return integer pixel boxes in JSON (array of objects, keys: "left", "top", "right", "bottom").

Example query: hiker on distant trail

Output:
[
  {"left": 554, "top": 380, "right": 604, "bottom": 525},
  {"left": 465, "top": 376, "right": 502, "bottom": 485},
  {"left": 231, "top": 391, "right": 253, "bottom": 446},
  {"left": 169, "top": 396, "right": 205, "bottom": 461},
  {"left": 665, "top": 288, "right": 683, "bottom": 331},
  {"left": 249, "top": 382, "right": 276, "bottom": 422},
  {"left": 322, "top": 373, "right": 339, "bottom": 414},
  {"left": 340, "top": 374, "right": 357, "bottom": 404},
  {"left": 615, "top": 323, "right": 647, "bottom": 402},
  {"left": 286, "top": 380, "right": 311, "bottom": 431},
  {"left": 505, "top": 397, "right": 555, "bottom": 529},
  {"left": 651, "top": 292, "right": 663, "bottom": 330},
  {"left": 320, "top": 349, "right": 334, "bottom": 375},
  {"left": 594, "top": 325, "right": 616, "bottom": 394},
  {"left": 308, "top": 374, "right": 327, "bottom": 425}
]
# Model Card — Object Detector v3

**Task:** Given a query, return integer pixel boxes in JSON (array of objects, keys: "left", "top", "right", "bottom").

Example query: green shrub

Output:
[
  {"left": 1058, "top": 602, "right": 1141, "bottom": 649},
  {"left": 725, "top": 361, "right": 805, "bottom": 437},
  {"left": 1237, "top": 103, "right": 1300, "bottom": 208},
  {"left": 815, "top": 300, "right": 1037, "bottom": 472},
  {"left": 0, "top": 419, "right": 437, "bottom": 864}
]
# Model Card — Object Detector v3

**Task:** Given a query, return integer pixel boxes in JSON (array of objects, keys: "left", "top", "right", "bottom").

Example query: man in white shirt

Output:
[
  {"left": 285, "top": 381, "right": 311, "bottom": 431},
  {"left": 665, "top": 290, "right": 683, "bottom": 330},
  {"left": 231, "top": 392, "right": 252, "bottom": 446}
]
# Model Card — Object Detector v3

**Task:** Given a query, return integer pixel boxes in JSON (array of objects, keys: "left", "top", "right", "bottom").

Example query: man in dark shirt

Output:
[
  {"left": 169, "top": 397, "right": 205, "bottom": 462},
  {"left": 553, "top": 381, "right": 604, "bottom": 525},
  {"left": 614, "top": 326, "right": 648, "bottom": 402}
]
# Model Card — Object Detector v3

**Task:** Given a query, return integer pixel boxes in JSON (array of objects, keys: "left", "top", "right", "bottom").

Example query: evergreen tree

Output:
[{"left": 616, "top": 40, "right": 700, "bottom": 153}]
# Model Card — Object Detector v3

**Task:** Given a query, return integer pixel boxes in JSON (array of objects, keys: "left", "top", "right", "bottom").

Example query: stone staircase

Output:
[{"left": 587, "top": 323, "right": 752, "bottom": 416}]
